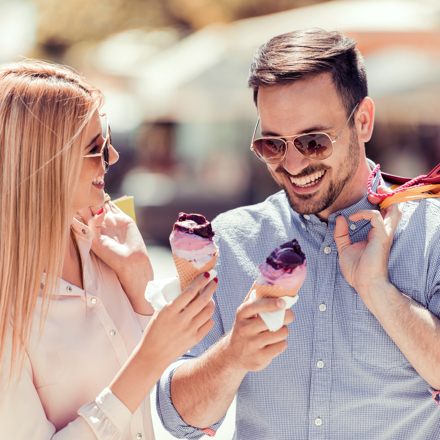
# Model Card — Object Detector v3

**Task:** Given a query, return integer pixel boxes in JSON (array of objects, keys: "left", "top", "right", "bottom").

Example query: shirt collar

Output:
[
  {"left": 295, "top": 159, "right": 382, "bottom": 233},
  {"left": 53, "top": 219, "right": 94, "bottom": 296}
]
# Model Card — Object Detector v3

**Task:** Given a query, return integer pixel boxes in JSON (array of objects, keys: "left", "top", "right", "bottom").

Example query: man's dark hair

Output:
[{"left": 248, "top": 28, "right": 368, "bottom": 118}]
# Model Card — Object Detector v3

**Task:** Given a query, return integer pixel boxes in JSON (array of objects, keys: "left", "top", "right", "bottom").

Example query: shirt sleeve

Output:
[
  {"left": 0, "top": 337, "right": 133, "bottom": 440},
  {"left": 156, "top": 361, "right": 226, "bottom": 439}
]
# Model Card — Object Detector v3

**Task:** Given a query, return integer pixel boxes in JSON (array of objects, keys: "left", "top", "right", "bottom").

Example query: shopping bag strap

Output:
[{"left": 367, "top": 163, "right": 440, "bottom": 209}]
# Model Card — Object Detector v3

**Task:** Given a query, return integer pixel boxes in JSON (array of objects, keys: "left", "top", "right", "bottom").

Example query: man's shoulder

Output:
[
  {"left": 398, "top": 197, "right": 440, "bottom": 240},
  {"left": 400, "top": 196, "right": 440, "bottom": 220},
  {"left": 212, "top": 191, "right": 291, "bottom": 235}
]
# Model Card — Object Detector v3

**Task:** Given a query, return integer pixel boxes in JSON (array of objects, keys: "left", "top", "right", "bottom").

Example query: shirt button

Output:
[
  {"left": 324, "top": 246, "right": 331, "bottom": 254},
  {"left": 81, "top": 228, "right": 87, "bottom": 234},
  {"left": 317, "top": 361, "right": 324, "bottom": 368},
  {"left": 90, "top": 297, "right": 97, "bottom": 305},
  {"left": 66, "top": 285, "right": 73, "bottom": 293},
  {"left": 315, "top": 418, "right": 323, "bottom": 426},
  {"left": 109, "top": 330, "right": 116, "bottom": 336},
  {"left": 350, "top": 224, "right": 356, "bottom": 231},
  {"left": 301, "top": 223, "right": 306, "bottom": 229},
  {"left": 319, "top": 304, "right": 327, "bottom": 312},
  {"left": 136, "top": 434, "right": 143, "bottom": 440},
  {"left": 303, "top": 215, "right": 311, "bottom": 220}
]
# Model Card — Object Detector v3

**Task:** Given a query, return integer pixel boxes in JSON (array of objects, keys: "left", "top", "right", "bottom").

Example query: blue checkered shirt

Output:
[{"left": 157, "top": 166, "right": 440, "bottom": 439}]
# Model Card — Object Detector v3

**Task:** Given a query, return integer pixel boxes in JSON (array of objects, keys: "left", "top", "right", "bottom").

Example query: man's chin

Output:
[{"left": 283, "top": 188, "right": 330, "bottom": 216}]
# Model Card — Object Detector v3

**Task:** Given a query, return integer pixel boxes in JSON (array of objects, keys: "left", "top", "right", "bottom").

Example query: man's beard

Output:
[{"left": 271, "top": 128, "right": 361, "bottom": 215}]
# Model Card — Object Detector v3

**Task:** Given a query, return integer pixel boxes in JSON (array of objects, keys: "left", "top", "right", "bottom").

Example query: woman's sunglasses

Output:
[
  {"left": 250, "top": 103, "right": 359, "bottom": 164},
  {"left": 83, "top": 113, "right": 111, "bottom": 172}
]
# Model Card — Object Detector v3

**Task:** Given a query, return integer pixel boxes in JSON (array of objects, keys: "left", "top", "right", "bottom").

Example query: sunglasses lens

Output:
[
  {"left": 253, "top": 138, "right": 286, "bottom": 164},
  {"left": 294, "top": 133, "right": 332, "bottom": 160},
  {"left": 102, "top": 140, "right": 109, "bottom": 171}
]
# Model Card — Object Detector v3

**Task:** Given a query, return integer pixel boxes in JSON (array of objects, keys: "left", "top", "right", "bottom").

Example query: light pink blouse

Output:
[{"left": 0, "top": 219, "right": 155, "bottom": 440}]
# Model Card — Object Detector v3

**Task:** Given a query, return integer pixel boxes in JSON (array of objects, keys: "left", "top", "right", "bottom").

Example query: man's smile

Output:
[{"left": 289, "top": 170, "right": 326, "bottom": 188}]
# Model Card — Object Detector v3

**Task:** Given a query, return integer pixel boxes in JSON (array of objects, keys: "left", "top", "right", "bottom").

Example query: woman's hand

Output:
[
  {"left": 141, "top": 272, "right": 217, "bottom": 368},
  {"left": 79, "top": 202, "right": 153, "bottom": 314},
  {"left": 108, "top": 272, "right": 217, "bottom": 413}
]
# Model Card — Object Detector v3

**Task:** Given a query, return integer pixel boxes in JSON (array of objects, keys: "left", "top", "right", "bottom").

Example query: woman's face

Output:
[{"left": 71, "top": 110, "right": 119, "bottom": 214}]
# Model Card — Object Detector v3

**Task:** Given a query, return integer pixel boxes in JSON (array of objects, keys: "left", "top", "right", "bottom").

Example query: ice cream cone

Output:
[
  {"left": 173, "top": 252, "right": 218, "bottom": 291},
  {"left": 255, "top": 283, "right": 301, "bottom": 299}
]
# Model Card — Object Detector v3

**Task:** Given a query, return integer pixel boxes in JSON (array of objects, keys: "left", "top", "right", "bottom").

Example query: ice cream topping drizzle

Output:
[
  {"left": 266, "top": 239, "right": 306, "bottom": 271},
  {"left": 173, "top": 213, "right": 214, "bottom": 239}
]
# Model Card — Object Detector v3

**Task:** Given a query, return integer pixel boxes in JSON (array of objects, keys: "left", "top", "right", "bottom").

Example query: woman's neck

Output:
[{"left": 61, "top": 229, "right": 83, "bottom": 289}]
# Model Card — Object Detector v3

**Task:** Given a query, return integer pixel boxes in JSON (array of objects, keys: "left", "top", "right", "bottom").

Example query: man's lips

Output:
[
  {"left": 290, "top": 170, "right": 325, "bottom": 187},
  {"left": 288, "top": 170, "right": 326, "bottom": 193}
]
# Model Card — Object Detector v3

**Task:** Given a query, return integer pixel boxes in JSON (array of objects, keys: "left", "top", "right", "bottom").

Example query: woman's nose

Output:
[{"left": 108, "top": 144, "right": 119, "bottom": 166}]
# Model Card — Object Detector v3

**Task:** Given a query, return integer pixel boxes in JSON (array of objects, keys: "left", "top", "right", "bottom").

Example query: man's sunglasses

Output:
[
  {"left": 83, "top": 113, "right": 111, "bottom": 172},
  {"left": 250, "top": 103, "right": 359, "bottom": 164}
]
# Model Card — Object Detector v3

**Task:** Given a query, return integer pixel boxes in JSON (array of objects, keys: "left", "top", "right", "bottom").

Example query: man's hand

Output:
[
  {"left": 225, "top": 288, "right": 294, "bottom": 373},
  {"left": 79, "top": 202, "right": 153, "bottom": 314},
  {"left": 333, "top": 186, "right": 402, "bottom": 312},
  {"left": 170, "top": 286, "right": 294, "bottom": 428}
]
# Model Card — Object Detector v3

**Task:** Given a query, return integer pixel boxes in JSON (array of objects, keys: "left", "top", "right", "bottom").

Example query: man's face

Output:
[{"left": 256, "top": 73, "right": 365, "bottom": 220}]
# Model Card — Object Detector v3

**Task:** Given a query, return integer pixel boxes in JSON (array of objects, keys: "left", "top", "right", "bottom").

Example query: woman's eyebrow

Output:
[{"left": 85, "top": 133, "right": 101, "bottom": 150}]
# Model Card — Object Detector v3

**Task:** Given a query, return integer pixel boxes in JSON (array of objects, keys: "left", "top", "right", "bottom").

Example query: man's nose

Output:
[{"left": 281, "top": 140, "right": 311, "bottom": 175}]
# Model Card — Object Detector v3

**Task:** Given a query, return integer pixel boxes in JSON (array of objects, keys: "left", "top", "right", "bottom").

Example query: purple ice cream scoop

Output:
[
  {"left": 257, "top": 239, "right": 307, "bottom": 288},
  {"left": 172, "top": 213, "right": 214, "bottom": 239}
]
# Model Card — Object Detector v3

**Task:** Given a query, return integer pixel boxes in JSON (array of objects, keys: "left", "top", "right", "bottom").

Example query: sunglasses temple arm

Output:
[
  {"left": 334, "top": 102, "right": 360, "bottom": 142},
  {"left": 250, "top": 117, "right": 260, "bottom": 150}
]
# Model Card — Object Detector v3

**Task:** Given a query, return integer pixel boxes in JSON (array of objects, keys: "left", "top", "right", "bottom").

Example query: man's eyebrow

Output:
[
  {"left": 85, "top": 133, "right": 101, "bottom": 150},
  {"left": 261, "top": 125, "right": 333, "bottom": 137}
]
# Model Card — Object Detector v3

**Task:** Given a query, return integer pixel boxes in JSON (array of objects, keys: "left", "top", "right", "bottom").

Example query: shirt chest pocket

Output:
[{"left": 352, "top": 295, "right": 409, "bottom": 369}]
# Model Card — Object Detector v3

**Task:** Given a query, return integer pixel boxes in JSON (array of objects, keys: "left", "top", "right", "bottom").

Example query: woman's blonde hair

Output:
[{"left": 0, "top": 60, "right": 104, "bottom": 379}]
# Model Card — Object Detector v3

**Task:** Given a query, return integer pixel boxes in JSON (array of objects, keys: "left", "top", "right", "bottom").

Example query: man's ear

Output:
[{"left": 355, "top": 97, "right": 375, "bottom": 143}]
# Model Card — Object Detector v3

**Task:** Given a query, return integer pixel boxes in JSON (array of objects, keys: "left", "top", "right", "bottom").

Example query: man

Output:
[{"left": 157, "top": 29, "right": 440, "bottom": 439}]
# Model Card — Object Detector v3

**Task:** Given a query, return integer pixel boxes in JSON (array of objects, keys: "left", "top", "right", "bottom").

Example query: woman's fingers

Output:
[
  {"left": 191, "top": 299, "right": 216, "bottom": 330},
  {"left": 171, "top": 272, "right": 217, "bottom": 311},
  {"left": 86, "top": 208, "right": 105, "bottom": 240},
  {"left": 108, "top": 200, "right": 121, "bottom": 214},
  {"left": 183, "top": 278, "right": 218, "bottom": 317}
]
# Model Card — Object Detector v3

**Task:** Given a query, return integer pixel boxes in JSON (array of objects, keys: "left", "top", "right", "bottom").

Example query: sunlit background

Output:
[
  {"left": 2, "top": 0, "right": 440, "bottom": 246},
  {"left": 2, "top": 0, "right": 440, "bottom": 438}
]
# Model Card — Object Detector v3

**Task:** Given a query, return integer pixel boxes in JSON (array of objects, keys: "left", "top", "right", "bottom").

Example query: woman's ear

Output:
[{"left": 355, "top": 97, "right": 375, "bottom": 143}]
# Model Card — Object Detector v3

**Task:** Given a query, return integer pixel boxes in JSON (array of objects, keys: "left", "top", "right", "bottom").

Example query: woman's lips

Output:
[{"left": 92, "top": 176, "right": 105, "bottom": 189}]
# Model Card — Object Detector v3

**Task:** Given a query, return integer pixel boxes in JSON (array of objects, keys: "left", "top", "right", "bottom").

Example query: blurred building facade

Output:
[{"left": 2, "top": 0, "right": 440, "bottom": 244}]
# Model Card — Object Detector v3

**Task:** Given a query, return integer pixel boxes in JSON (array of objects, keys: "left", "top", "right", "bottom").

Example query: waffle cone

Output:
[
  {"left": 255, "top": 283, "right": 301, "bottom": 299},
  {"left": 173, "top": 253, "right": 218, "bottom": 291}
]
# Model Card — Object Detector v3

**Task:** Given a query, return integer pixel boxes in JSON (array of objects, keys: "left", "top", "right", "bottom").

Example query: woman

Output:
[{"left": 0, "top": 60, "right": 217, "bottom": 439}]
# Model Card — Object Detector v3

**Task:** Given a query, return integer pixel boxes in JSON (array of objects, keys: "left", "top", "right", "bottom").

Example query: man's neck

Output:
[{"left": 316, "top": 158, "right": 373, "bottom": 222}]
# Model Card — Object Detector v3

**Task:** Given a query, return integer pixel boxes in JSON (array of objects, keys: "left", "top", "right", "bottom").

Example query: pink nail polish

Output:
[
  {"left": 204, "top": 272, "right": 210, "bottom": 278},
  {"left": 96, "top": 208, "right": 104, "bottom": 215},
  {"left": 213, "top": 277, "right": 218, "bottom": 283}
]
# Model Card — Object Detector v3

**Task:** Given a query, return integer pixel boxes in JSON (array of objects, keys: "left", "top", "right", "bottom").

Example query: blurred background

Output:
[
  {"left": 2, "top": 0, "right": 440, "bottom": 249},
  {"left": 2, "top": 0, "right": 440, "bottom": 438}
]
